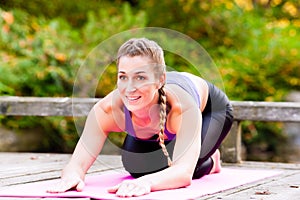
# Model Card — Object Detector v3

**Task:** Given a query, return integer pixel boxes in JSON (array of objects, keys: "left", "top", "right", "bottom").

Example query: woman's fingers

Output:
[
  {"left": 46, "top": 178, "right": 84, "bottom": 193},
  {"left": 46, "top": 181, "right": 69, "bottom": 193},
  {"left": 107, "top": 183, "right": 120, "bottom": 193},
  {"left": 48, "top": 177, "right": 151, "bottom": 197},
  {"left": 110, "top": 180, "right": 151, "bottom": 197},
  {"left": 76, "top": 179, "right": 85, "bottom": 192},
  {"left": 126, "top": 186, "right": 149, "bottom": 197}
]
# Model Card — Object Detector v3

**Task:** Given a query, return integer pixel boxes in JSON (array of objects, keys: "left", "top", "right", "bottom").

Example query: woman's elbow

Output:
[
  {"left": 179, "top": 169, "right": 193, "bottom": 187},
  {"left": 173, "top": 163, "right": 194, "bottom": 187}
]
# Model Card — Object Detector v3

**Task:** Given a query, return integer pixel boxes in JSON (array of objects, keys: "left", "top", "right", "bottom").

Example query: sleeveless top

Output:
[{"left": 124, "top": 71, "right": 201, "bottom": 141}]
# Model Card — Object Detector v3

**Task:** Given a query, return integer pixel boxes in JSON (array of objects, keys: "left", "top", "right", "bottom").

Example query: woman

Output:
[{"left": 47, "top": 38, "right": 233, "bottom": 197}]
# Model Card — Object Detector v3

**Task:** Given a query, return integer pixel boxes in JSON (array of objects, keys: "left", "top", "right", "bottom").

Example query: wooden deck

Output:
[{"left": 0, "top": 152, "right": 299, "bottom": 200}]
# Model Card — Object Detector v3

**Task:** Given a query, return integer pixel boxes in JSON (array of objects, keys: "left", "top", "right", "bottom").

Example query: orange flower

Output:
[
  {"left": 1, "top": 11, "right": 14, "bottom": 24},
  {"left": 2, "top": 24, "right": 10, "bottom": 33},
  {"left": 55, "top": 53, "right": 67, "bottom": 62}
]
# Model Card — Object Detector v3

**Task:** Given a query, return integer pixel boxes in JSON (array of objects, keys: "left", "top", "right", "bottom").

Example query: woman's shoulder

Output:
[
  {"left": 164, "top": 84, "right": 198, "bottom": 113},
  {"left": 166, "top": 71, "right": 208, "bottom": 96},
  {"left": 179, "top": 72, "right": 207, "bottom": 85},
  {"left": 167, "top": 72, "right": 209, "bottom": 111},
  {"left": 94, "top": 90, "right": 125, "bottom": 132},
  {"left": 95, "top": 90, "right": 124, "bottom": 114}
]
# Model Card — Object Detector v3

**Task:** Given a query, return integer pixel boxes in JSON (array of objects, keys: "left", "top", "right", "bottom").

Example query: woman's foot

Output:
[{"left": 210, "top": 149, "right": 221, "bottom": 174}]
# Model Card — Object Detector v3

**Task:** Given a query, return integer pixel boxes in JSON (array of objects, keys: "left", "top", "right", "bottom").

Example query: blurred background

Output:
[{"left": 0, "top": 0, "right": 299, "bottom": 163}]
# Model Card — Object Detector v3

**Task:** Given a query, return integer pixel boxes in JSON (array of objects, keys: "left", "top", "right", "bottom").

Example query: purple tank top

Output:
[{"left": 124, "top": 71, "right": 201, "bottom": 141}]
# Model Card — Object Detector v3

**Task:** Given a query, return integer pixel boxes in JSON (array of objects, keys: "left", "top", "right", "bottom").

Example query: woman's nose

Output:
[{"left": 126, "top": 80, "right": 137, "bottom": 93}]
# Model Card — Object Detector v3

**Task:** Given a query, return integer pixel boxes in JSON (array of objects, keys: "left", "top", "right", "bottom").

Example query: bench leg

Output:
[{"left": 220, "top": 121, "right": 242, "bottom": 163}]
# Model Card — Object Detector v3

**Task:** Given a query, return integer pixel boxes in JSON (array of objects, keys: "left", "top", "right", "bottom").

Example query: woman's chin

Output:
[{"left": 124, "top": 103, "right": 141, "bottom": 112}]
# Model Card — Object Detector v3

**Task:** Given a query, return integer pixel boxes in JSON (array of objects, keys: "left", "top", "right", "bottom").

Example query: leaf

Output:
[{"left": 255, "top": 190, "right": 271, "bottom": 195}]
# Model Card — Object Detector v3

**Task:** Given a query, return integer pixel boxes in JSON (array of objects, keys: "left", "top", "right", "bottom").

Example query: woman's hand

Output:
[
  {"left": 46, "top": 176, "right": 85, "bottom": 193},
  {"left": 107, "top": 179, "right": 151, "bottom": 197}
]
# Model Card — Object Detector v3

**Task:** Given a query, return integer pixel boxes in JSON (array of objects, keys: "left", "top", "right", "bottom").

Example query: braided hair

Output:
[
  {"left": 158, "top": 86, "right": 172, "bottom": 166},
  {"left": 117, "top": 38, "right": 172, "bottom": 166}
]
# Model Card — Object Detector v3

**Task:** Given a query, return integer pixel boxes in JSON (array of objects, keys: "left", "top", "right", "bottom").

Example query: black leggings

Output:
[{"left": 121, "top": 82, "right": 234, "bottom": 179}]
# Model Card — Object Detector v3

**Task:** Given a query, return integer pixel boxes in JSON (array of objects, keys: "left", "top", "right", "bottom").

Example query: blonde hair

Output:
[{"left": 117, "top": 38, "right": 172, "bottom": 166}]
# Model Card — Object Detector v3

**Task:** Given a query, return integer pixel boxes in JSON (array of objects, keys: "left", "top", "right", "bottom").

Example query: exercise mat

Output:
[{"left": 0, "top": 168, "right": 281, "bottom": 199}]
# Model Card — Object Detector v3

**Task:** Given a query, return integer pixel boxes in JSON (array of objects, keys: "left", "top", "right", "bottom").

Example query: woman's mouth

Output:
[{"left": 126, "top": 96, "right": 141, "bottom": 103}]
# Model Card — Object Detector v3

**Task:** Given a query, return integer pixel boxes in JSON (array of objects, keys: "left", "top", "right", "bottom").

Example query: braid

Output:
[{"left": 158, "top": 86, "right": 172, "bottom": 166}]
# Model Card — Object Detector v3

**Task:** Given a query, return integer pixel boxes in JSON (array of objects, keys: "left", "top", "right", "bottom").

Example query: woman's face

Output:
[{"left": 117, "top": 55, "right": 161, "bottom": 112}]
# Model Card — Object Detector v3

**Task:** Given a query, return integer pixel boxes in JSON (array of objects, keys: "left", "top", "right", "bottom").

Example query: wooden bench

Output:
[{"left": 1, "top": 96, "right": 300, "bottom": 163}]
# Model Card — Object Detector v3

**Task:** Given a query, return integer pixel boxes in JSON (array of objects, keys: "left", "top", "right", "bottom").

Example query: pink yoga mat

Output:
[{"left": 0, "top": 168, "right": 281, "bottom": 200}]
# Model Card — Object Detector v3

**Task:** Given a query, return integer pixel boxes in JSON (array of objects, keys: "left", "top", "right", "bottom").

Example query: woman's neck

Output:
[
  {"left": 131, "top": 92, "right": 160, "bottom": 127},
  {"left": 131, "top": 104, "right": 160, "bottom": 127}
]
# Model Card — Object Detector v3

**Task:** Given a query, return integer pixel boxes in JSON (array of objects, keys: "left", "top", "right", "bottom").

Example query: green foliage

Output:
[
  {"left": 217, "top": 11, "right": 300, "bottom": 101},
  {"left": 0, "top": 0, "right": 104, "bottom": 28},
  {"left": 82, "top": 3, "right": 147, "bottom": 47},
  {"left": 0, "top": 3, "right": 147, "bottom": 152},
  {"left": 0, "top": 9, "right": 78, "bottom": 96}
]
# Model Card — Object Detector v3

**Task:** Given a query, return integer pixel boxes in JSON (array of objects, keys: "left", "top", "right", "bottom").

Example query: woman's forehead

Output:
[{"left": 118, "top": 56, "right": 156, "bottom": 73}]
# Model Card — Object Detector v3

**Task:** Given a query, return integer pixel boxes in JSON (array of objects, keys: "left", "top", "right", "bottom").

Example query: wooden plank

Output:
[
  {"left": 231, "top": 101, "right": 300, "bottom": 122},
  {"left": 224, "top": 161, "right": 300, "bottom": 170},
  {"left": 206, "top": 168, "right": 300, "bottom": 199},
  {"left": 0, "top": 97, "right": 98, "bottom": 117},
  {"left": 1, "top": 97, "right": 300, "bottom": 122},
  {"left": 0, "top": 153, "right": 123, "bottom": 187},
  {"left": 205, "top": 162, "right": 300, "bottom": 199}
]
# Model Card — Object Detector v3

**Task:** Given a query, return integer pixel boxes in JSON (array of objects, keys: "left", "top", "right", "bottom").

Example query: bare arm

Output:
[
  {"left": 64, "top": 103, "right": 110, "bottom": 179},
  {"left": 48, "top": 91, "right": 124, "bottom": 193}
]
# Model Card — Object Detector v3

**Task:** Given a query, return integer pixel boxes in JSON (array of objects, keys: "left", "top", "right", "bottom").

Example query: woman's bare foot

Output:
[{"left": 210, "top": 149, "right": 221, "bottom": 174}]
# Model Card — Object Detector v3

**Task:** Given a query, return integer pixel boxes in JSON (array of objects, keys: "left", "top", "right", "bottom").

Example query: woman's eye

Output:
[
  {"left": 136, "top": 76, "right": 145, "bottom": 81},
  {"left": 119, "top": 75, "right": 127, "bottom": 80}
]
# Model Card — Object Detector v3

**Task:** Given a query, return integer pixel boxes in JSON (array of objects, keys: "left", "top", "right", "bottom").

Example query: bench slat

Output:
[
  {"left": 231, "top": 101, "right": 300, "bottom": 122},
  {"left": 1, "top": 97, "right": 300, "bottom": 122},
  {"left": 0, "top": 96, "right": 98, "bottom": 117}
]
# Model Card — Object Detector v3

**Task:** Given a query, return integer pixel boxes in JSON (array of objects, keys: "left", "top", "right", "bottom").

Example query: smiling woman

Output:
[{"left": 47, "top": 38, "right": 234, "bottom": 198}]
